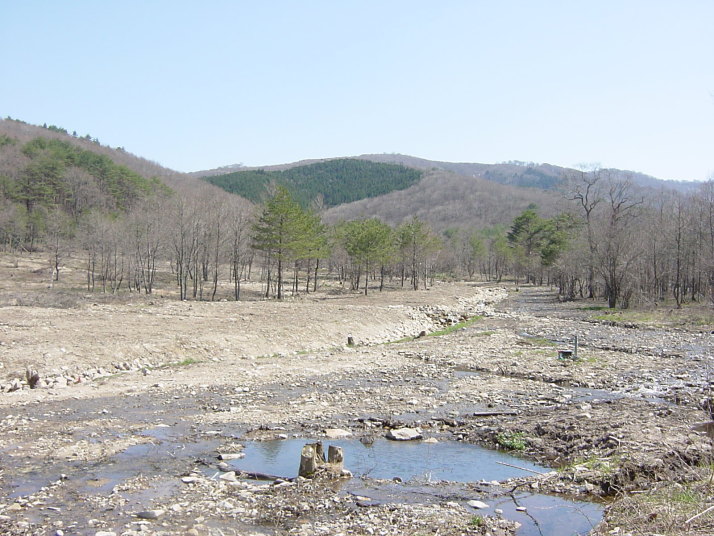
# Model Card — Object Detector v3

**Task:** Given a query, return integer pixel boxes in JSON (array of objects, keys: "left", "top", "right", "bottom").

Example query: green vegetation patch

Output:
[
  {"left": 17, "top": 137, "right": 166, "bottom": 211},
  {"left": 475, "top": 330, "right": 495, "bottom": 337},
  {"left": 495, "top": 431, "right": 526, "bottom": 451},
  {"left": 468, "top": 516, "right": 483, "bottom": 527},
  {"left": 202, "top": 158, "right": 423, "bottom": 208},
  {"left": 428, "top": 316, "right": 483, "bottom": 337},
  {"left": 593, "top": 303, "right": 714, "bottom": 330}
]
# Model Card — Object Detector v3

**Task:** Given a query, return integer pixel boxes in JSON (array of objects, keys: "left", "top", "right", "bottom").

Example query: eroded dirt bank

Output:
[{"left": 0, "top": 282, "right": 712, "bottom": 535}]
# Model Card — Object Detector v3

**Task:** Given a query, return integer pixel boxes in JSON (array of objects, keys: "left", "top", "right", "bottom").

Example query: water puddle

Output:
[
  {"left": 8, "top": 424, "right": 219, "bottom": 499},
  {"left": 231, "top": 438, "right": 603, "bottom": 536},
  {"left": 349, "top": 481, "right": 603, "bottom": 536},
  {"left": 233, "top": 438, "right": 545, "bottom": 481},
  {"left": 454, "top": 368, "right": 482, "bottom": 379}
]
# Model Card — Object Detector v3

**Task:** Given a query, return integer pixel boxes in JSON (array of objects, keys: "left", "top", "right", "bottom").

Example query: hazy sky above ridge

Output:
[{"left": 1, "top": 1, "right": 713, "bottom": 181}]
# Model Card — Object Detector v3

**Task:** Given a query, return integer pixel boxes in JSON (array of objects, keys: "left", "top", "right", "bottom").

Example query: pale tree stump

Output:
[
  {"left": 299, "top": 444, "right": 318, "bottom": 477},
  {"left": 328, "top": 445, "right": 344, "bottom": 472}
]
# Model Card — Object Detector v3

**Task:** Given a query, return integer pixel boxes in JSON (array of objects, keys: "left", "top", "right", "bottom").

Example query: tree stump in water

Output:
[
  {"left": 298, "top": 441, "right": 348, "bottom": 478},
  {"left": 328, "top": 445, "right": 344, "bottom": 472},
  {"left": 299, "top": 444, "right": 317, "bottom": 477}
]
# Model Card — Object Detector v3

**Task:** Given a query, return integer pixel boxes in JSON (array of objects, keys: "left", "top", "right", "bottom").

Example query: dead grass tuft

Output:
[{"left": 596, "top": 478, "right": 714, "bottom": 535}]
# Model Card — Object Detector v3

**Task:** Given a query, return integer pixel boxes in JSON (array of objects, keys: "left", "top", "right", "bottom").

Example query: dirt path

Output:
[{"left": 0, "top": 282, "right": 712, "bottom": 535}]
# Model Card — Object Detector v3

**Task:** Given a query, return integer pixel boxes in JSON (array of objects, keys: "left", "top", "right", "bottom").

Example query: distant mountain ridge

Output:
[
  {"left": 196, "top": 153, "right": 699, "bottom": 195},
  {"left": 195, "top": 153, "right": 700, "bottom": 230},
  {"left": 354, "top": 154, "right": 700, "bottom": 192}
]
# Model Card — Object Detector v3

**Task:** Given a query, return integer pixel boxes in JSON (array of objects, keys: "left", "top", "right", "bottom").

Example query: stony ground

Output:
[{"left": 0, "top": 255, "right": 713, "bottom": 536}]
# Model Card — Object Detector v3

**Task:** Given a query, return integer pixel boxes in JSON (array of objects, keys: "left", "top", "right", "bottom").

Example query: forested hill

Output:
[
  {"left": 0, "top": 119, "right": 188, "bottom": 247},
  {"left": 0, "top": 123, "right": 171, "bottom": 212},
  {"left": 0, "top": 118, "right": 179, "bottom": 180},
  {"left": 201, "top": 158, "right": 423, "bottom": 208}
]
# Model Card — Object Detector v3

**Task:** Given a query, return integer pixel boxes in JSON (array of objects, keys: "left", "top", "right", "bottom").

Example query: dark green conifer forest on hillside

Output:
[{"left": 202, "top": 158, "right": 423, "bottom": 207}]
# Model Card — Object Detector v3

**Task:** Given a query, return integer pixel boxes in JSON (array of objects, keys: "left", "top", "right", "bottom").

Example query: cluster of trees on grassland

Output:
[
  {"left": 250, "top": 186, "right": 443, "bottom": 297},
  {"left": 0, "top": 179, "right": 445, "bottom": 300},
  {"left": 203, "top": 158, "right": 423, "bottom": 208}
]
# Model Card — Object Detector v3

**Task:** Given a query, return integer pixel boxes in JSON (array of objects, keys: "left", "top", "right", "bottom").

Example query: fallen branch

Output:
[
  {"left": 472, "top": 411, "right": 519, "bottom": 417},
  {"left": 237, "top": 470, "right": 288, "bottom": 481},
  {"left": 496, "top": 461, "right": 547, "bottom": 475},
  {"left": 685, "top": 504, "right": 714, "bottom": 525}
]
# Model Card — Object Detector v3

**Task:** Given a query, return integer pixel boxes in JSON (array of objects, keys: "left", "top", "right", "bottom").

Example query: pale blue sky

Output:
[{"left": 2, "top": 1, "right": 712, "bottom": 181}]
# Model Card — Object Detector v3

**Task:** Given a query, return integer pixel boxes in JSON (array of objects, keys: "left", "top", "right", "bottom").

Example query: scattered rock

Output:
[
  {"left": 218, "top": 452, "right": 245, "bottom": 460},
  {"left": 386, "top": 428, "right": 423, "bottom": 441},
  {"left": 135, "top": 509, "right": 164, "bottom": 519},
  {"left": 324, "top": 428, "right": 352, "bottom": 439}
]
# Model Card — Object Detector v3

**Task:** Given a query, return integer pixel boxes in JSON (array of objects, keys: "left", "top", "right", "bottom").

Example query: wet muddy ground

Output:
[{"left": 0, "top": 277, "right": 713, "bottom": 535}]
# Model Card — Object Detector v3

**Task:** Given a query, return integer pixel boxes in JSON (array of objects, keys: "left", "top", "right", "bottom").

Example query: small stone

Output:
[
  {"left": 218, "top": 452, "right": 245, "bottom": 460},
  {"left": 219, "top": 471, "right": 238, "bottom": 482},
  {"left": 135, "top": 509, "right": 164, "bottom": 520},
  {"left": 277, "top": 433, "right": 288, "bottom": 440},
  {"left": 422, "top": 437, "right": 438, "bottom": 444},
  {"left": 385, "top": 428, "right": 422, "bottom": 441},
  {"left": 467, "top": 500, "right": 489, "bottom": 509},
  {"left": 181, "top": 476, "right": 200, "bottom": 483},
  {"left": 324, "top": 428, "right": 352, "bottom": 439}
]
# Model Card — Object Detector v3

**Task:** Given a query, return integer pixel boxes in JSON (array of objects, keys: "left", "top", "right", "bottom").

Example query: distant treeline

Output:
[
  {"left": 2, "top": 121, "right": 714, "bottom": 311},
  {"left": 202, "top": 158, "right": 423, "bottom": 208}
]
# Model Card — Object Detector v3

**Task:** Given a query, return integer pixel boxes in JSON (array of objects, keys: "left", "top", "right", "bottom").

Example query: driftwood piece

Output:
[
  {"left": 237, "top": 470, "right": 287, "bottom": 481},
  {"left": 472, "top": 410, "right": 519, "bottom": 417},
  {"left": 495, "top": 461, "right": 547, "bottom": 475},
  {"left": 686, "top": 504, "right": 714, "bottom": 524}
]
